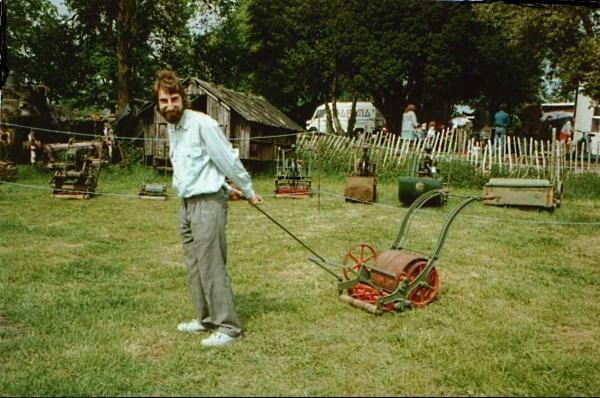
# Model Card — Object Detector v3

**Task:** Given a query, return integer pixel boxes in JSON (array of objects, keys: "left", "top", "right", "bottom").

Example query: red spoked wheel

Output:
[
  {"left": 342, "top": 243, "right": 377, "bottom": 280},
  {"left": 403, "top": 260, "right": 440, "bottom": 307}
]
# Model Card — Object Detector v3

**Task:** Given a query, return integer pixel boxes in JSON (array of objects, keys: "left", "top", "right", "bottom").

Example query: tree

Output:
[
  {"left": 6, "top": 0, "right": 79, "bottom": 101},
  {"left": 474, "top": 4, "right": 600, "bottom": 100},
  {"left": 235, "top": 0, "right": 545, "bottom": 132},
  {"left": 61, "top": 0, "right": 239, "bottom": 113}
]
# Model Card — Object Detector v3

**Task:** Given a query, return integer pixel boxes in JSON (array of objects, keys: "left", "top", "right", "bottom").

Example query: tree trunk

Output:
[
  {"left": 116, "top": 0, "right": 135, "bottom": 114},
  {"left": 373, "top": 94, "right": 404, "bottom": 135},
  {"left": 324, "top": 101, "right": 334, "bottom": 135},
  {"left": 331, "top": 76, "right": 343, "bottom": 135},
  {"left": 346, "top": 93, "right": 358, "bottom": 134}
]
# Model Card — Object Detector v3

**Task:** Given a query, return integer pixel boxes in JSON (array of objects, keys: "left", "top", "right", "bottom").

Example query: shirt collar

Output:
[{"left": 171, "top": 109, "right": 191, "bottom": 131}]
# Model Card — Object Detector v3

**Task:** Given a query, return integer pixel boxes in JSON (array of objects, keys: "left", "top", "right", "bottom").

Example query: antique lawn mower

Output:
[
  {"left": 139, "top": 182, "right": 168, "bottom": 200},
  {"left": 344, "top": 144, "right": 377, "bottom": 203},
  {"left": 274, "top": 144, "right": 312, "bottom": 198},
  {"left": 398, "top": 145, "right": 447, "bottom": 207},
  {"left": 252, "top": 189, "right": 481, "bottom": 314}
]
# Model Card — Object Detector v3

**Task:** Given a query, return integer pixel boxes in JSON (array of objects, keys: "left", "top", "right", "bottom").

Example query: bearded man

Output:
[{"left": 153, "top": 69, "right": 263, "bottom": 347}]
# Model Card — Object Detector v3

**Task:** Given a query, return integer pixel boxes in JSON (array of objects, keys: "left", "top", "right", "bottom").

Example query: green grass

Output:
[{"left": 1, "top": 165, "right": 599, "bottom": 396}]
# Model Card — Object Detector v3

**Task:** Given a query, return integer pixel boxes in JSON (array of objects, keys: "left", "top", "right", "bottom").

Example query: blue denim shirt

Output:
[{"left": 168, "top": 109, "right": 255, "bottom": 199}]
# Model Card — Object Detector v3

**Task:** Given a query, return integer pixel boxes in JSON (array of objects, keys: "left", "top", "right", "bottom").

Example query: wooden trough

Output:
[{"left": 483, "top": 178, "right": 563, "bottom": 209}]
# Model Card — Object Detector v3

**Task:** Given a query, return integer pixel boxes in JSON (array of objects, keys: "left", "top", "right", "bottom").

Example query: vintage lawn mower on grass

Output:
[
  {"left": 274, "top": 144, "right": 312, "bottom": 198},
  {"left": 344, "top": 144, "right": 377, "bottom": 203},
  {"left": 252, "top": 189, "right": 481, "bottom": 314}
]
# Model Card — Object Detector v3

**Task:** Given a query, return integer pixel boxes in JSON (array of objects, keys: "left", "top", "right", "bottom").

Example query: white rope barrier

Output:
[{"left": 1, "top": 179, "right": 599, "bottom": 226}]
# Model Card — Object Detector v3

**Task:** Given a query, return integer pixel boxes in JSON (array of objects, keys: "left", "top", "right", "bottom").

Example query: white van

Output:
[{"left": 306, "top": 101, "right": 386, "bottom": 134}]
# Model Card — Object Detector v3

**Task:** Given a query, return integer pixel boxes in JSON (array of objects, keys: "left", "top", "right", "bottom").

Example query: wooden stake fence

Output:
[{"left": 296, "top": 128, "right": 597, "bottom": 178}]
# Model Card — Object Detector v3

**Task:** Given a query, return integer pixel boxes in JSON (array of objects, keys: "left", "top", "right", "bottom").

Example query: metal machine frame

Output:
[{"left": 274, "top": 145, "right": 312, "bottom": 198}]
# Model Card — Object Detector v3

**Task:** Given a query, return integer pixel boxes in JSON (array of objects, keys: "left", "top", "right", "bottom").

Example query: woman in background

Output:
[{"left": 401, "top": 104, "right": 420, "bottom": 140}]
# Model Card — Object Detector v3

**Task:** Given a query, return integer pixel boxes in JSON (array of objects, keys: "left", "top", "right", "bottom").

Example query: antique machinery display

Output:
[
  {"left": 251, "top": 190, "right": 481, "bottom": 314},
  {"left": 274, "top": 144, "right": 312, "bottom": 198},
  {"left": 398, "top": 145, "right": 447, "bottom": 206},
  {"left": 483, "top": 178, "right": 563, "bottom": 209},
  {"left": 0, "top": 72, "right": 75, "bottom": 164},
  {"left": 0, "top": 161, "right": 16, "bottom": 181},
  {"left": 344, "top": 144, "right": 376, "bottom": 203},
  {"left": 46, "top": 140, "right": 103, "bottom": 199},
  {"left": 139, "top": 182, "right": 168, "bottom": 200}
]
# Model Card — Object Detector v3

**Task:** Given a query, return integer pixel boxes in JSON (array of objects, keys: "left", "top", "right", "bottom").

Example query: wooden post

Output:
[
  {"left": 466, "top": 138, "right": 472, "bottom": 163},
  {"left": 397, "top": 138, "right": 406, "bottom": 165},
  {"left": 529, "top": 137, "right": 534, "bottom": 167},
  {"left": 534, "top": 141, "right": 540, "bottom": 178},
  {"left": 488, "top": 139, "right": 493, "bottom": 172},
  {"left": 317, "top": 134, "right": 321, "bottom": 214},
  {"left": 555, "top": 140, "right": 561, "bottom": 184},
  {"left": 550, "top": 128, "right": 556, "bottom": 183},
  {"left": 515, "top": 137, "right": 521, "bottom": 172},
  {"left": 404, "top": 136, "right": 411, "bottom": 159},
  {"left": 432, "top": 131, "right": 440, "bottom": 157},
  {"left": 540, "top": 140, "right": 546, "bottom": 178},
  {"left": 393, "top": 133, "right": 401, "bottom": 163},
  {"left": 387, "top": 134, "right": 393, "bottom": 161},
  {"left": 507, "top": 135, "right": 513, "bottom": 172},
  {"left": 580, "top": 141, "right": 584, "bottom": 172},
  {"left": 482, "top": 143, "right": 488, "bottom": 174}
]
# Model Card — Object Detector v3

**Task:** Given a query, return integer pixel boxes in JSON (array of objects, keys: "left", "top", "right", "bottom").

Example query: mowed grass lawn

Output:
[{"left": 1, "top": 165, "right": 599, "bottom": 396}]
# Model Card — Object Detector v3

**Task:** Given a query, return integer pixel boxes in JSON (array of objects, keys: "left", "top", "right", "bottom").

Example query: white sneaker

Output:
[
  {"left": 177, "top": 319, "right": 206, "bottom": 333},
  {"left": 200, "top": 331, "right": 239, "bottom": 347}
]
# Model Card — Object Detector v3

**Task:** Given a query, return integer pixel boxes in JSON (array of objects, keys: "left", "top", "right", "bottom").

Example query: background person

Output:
[
  {"left": 559, "top": 118, "right": 573, "bottom": 142},
  {"left": 426, "top": 121, "right": 436, "bottom": 143},
  {"left": 401, "top": 104, "right": 420, "bottom": 140},
  {"left": 153, "top": 69, "right": 263, "bottom": 348},
  {"left": 493, "top": 103, "right": 510, "bottom": 153},
  {"left": 540, "top": 115, "right": 554, "bottom": 141}
]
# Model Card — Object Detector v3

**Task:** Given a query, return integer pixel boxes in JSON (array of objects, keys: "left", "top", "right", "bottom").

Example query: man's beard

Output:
[{"left": 161, "top": 108, "right": 183, "bottom": 124}]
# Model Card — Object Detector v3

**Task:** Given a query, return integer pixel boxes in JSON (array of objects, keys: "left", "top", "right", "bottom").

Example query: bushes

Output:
[
  {"left": 437, "top": 159, "right": 489, "bottom": 189},
  {"left": 564, "top": 172, "right": 600, "bottom": 199},
  {"left": 121, "top": 144, "right": 144, "bottom": 165}
]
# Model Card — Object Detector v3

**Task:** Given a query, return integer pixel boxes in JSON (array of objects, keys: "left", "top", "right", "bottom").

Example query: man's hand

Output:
[
  {"left": 247, "top": 194, "right": 264, "bottom": 205},
  {"left": 228, "top": 188, "right": 243, "bottom": 201}
]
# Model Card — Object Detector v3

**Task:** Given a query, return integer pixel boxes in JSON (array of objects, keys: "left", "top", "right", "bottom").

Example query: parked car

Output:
[{"left": 306, "top": 101, "right": 386, "bottom": 134}]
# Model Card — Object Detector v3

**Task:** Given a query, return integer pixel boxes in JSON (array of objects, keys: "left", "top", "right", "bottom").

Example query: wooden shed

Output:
[{"left": 142, "top": 77, "right": 302, "bottom": 171}]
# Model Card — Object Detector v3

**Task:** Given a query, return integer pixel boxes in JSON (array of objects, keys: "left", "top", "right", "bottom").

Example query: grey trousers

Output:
[{"left": 179, "top": 190, "right": 241, "bottom": 337}]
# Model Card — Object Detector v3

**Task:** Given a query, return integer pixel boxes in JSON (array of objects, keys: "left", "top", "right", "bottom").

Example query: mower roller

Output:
[{"left": 252, "top": 189, "right": 481, "bottom": 314}]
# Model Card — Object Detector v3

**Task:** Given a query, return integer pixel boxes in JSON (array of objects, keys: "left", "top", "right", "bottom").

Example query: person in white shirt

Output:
[
  {"left": 153, "top": 69, "right": 263, "bottom": 348},
  {"left": 401, "top": 104, "right": 420, "bottom": 140}
]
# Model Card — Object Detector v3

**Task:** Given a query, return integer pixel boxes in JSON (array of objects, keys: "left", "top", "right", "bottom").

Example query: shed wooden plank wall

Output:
[
  {"left": 206, "top": 96, "right": 231, "bottom": 138},
  {"left": 149, "top": 110, "right": 168, "bottom": 160}
]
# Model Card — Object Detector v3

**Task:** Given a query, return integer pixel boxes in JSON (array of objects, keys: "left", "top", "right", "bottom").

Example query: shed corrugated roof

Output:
[{"left": 183, "top": 77, "right": 303, "bottom": 131}]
